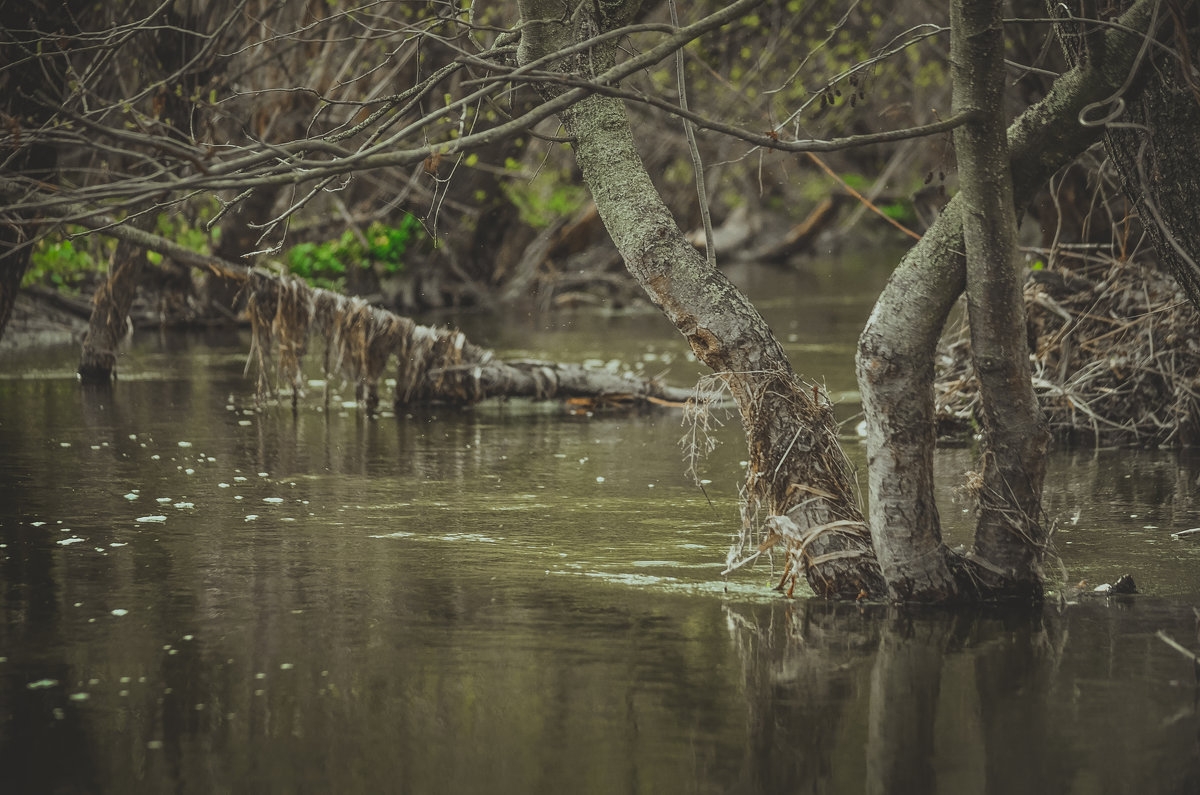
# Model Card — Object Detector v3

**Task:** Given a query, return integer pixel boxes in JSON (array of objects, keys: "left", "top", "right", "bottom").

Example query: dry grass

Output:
[{"left": 935, "top": 257, "right": 1200, "bottom": 446}]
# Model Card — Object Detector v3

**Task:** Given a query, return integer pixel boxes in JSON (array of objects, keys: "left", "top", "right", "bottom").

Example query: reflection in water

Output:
[
  {"left": 726, "top": 601, "right": 1200, "bottom": 795},
  {"left": 2, "top": 295, "right": 1200, "bottom": 791}
]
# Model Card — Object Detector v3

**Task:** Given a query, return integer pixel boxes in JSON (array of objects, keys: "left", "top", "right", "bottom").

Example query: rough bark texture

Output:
[
  {"left": 1102, "top": 2, "right": 1200, "bottom": 313},
  {"left": 78, "top": 237, "right": 147, "bottom": 384},
  {"left": 953, "top": 0, "right": 1049, "bottom": 599},
  {"left": 856, "top": 0, "right": 1157, "bottom": 602},
  {"left": 517, "top": 0, "right": 883, "bottom": 598}
]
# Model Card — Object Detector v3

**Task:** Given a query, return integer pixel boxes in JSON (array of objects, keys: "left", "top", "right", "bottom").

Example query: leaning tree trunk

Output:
[
  {"left": 856, "top": 0, "right": 1158, "bottom": 601},
  {"left": 952, "top": 0, "right": 1049, "bottom": 599},
  {"left": 516, "top": 0, "right": 883, "bottom": 599}
]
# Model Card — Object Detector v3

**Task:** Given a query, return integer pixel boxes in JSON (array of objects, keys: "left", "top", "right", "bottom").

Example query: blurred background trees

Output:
[{"left": 3, "top": 0, "right": 987, "bottom": 321}]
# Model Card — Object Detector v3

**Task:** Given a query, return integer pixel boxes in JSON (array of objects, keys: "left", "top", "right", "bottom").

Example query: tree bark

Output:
[
  {"left": 78, "top": 235, "right": 147, "bottom": 384},
  {"left": 953, "top": 0, "right": 1049, "bottom": 599},
  {"left": 1101, "top": 2, "right": 1200, "bottom": 313},
  {"left": 517, "top": 0, "right": 883, "bottom": 598},
  {"left": 856, "top": 0, "right": 1157, "bottom": 601}
]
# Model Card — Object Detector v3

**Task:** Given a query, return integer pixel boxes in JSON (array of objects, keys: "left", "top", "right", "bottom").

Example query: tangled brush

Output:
[{"left": 935, "top": 257, "right": 1200, "bottom": 446}]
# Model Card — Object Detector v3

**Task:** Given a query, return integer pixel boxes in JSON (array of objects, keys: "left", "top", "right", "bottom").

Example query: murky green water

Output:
[{"left": 3, "top": 261, "right": 1200, "bottom": 792}]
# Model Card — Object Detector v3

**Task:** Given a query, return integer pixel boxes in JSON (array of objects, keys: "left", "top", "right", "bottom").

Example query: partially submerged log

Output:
[{"left": 241, "top": 269, "right": 700, "bottom": 412}]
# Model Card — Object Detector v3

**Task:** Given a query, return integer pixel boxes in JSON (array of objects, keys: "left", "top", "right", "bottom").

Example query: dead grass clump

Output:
[{"left": 935, "top": 257, "right": 1200, "bottom": 446}]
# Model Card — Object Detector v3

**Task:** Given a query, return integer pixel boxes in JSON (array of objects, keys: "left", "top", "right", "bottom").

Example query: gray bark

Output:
[
  {"left": 517, "top": 0, "right": 883, "bottom": 598},
  {"left": 1101, "top": 3, "right": 1200, "bottom": 313},
  {"left": 856, "top": 0, "right": 1157, "bottom": 601},
  {"left": 953, "top": 0, "right": 1049, "bottom": 598}
]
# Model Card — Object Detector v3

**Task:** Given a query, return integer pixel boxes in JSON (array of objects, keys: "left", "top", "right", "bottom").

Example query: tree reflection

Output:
[{"left": 722, "top": 601, "right": 1170, "bottom": 794}]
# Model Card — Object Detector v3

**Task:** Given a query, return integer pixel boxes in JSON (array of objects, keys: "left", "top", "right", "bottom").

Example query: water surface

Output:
[{"left": 3, "top": 261, "right": 1200, "bottom": 793}]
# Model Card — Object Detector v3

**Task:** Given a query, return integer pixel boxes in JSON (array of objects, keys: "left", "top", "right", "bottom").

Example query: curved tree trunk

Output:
[
  {"left": 517, "top": 0, "right": 883, "bottom": 598},
  {"left": 856, "top": 0, "right": 1158, "bottom": 602}
]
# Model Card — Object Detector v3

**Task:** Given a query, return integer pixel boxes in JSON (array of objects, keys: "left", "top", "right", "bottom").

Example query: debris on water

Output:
[
  {"left": 173, "top": 502, "right": 194, "bottom": 509},
  {"left": 111, "top": 609, "right": 129, "bottom": 616},
  {"left": 596, "top": 476, "right": 605, "bottom": 483},
  {"left": 1092, "top": 574, "right": 1138, "bottom": 595},
  {"left": 110, "top": 542, "right": 126, "bottom": 548},
  {"left": 244, "top": 514, "right": 258, "bottom": 521},
  {"left": 1111, "top": 574, "right": 1138, "bottom": 594},
  {"left": 263, "top": 497, "right": 284, "bottom": 503},
  {"left": 58, "top": 537, "right": 84, "bottom": 545},
  {"left": 280, "top": 663, "right": 294, "bottom": 670},
  {"left": 178, "top": 441, "right": 192, "bottom": 448},
  {"left": 1171, "top": 528, "right": 1200, "bottom": 539},
  {"left": 156, "top": 497, "right": 171, "bottom": 503},
  {"left": 27, "top": 679, "right": 59, "bottom": 689},
  {"left": 257, "top": 472, "right": 269, "bottom": 478},
  {"left": 147, "top": 741, "right": 164, "bottom": 750},
  {"left": 136, "top": 516, "right": 167, "bottom": 523},
  {"left": 31, "top": 521, "right": 45, "bottom": 527},
  {"left": 124, "top": 492, "right": 139, "bottom": 500},
  {"left": 69, "top": 692, "right": 90, "bottom": 702},
  {"left": 59, "top": 442, "right": 71, "bottom": 448}
]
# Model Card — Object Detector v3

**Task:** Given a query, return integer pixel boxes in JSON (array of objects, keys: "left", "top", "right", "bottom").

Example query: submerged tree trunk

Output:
[
  {"left": 78, "top": 235, "right": 147, "bottom": 384},
  {"left": 856, "top": 0, "right": 1158, "bottom": 602},
  {"left": 517, "top": 0, "right": 883, "bottom": 598},
  {"left": 952, "top": 0, "right": 1049, "bottom": 598}
]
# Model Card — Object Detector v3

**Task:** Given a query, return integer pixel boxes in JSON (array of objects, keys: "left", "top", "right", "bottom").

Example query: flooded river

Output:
[{"left": 3, "top": 261, "right": 1200, "bottom": 793}]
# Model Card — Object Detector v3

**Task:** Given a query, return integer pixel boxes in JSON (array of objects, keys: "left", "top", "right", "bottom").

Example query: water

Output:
[{"left": 3, "top": 260, "right": 1200, "bottom": 793}]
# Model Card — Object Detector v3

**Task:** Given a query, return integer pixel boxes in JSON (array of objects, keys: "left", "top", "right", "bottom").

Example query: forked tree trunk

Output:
[
  {"left": 518, "top": 0, "right": 1162, "bottom": 603},
  {"left": 857, "top": 0, "right": 1157, "bottom": 602}
]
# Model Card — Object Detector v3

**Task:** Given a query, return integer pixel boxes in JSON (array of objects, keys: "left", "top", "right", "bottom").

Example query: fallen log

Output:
[{"left": 244, "top": 267, "right": 704, "bottom": 412}]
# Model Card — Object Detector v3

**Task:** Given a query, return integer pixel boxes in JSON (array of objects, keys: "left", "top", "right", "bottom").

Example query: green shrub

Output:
[
  {"left": 22, "top": 229, "right": 113, "bottom": 292},
  {"left": 285, "top": 214, "right": 424, "bottom": 290}
]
